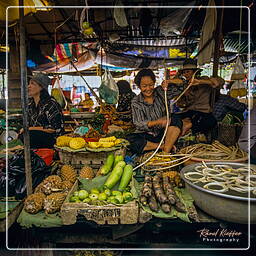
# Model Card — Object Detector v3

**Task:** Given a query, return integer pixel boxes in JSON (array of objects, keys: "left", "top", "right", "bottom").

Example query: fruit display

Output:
[
  {"left": 24, "top": 168, "right": 77, "bottom": 214},
  {"left": 68, "top": 153, "right": 135, "bottom": 206},
  {"left": 69, "top": 188, "right": 134, "bottom": 206},
  {"left": 55, "top": 134, "right": 128, "bottom": 151},
  {"left": 24, "top": 193, "right": 46, "bottom": 214}
]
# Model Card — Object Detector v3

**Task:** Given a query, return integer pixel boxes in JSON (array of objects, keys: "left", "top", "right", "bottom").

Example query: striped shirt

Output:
[{"left": 131, "top": 85, "right": 183, "bottom": 136}]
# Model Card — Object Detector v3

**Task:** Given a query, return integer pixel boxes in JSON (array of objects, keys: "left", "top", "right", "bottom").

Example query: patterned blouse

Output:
[
  {"left": 28, "top": 96, "right": 65, "bottom": 137},
  {"left": 117, "top": 92, "right": 136, "bottom": 112},
  {"left": 131, "top": 84, "right": 183, "bottom": 136}
]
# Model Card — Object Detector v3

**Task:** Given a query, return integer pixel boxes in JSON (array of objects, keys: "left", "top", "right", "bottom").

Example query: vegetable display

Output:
[
  {"left": 140, "top": 174, "right": 186, "bottom": 214},
  {"left": 183, "top": 163, "right": 256, "bottom": 196}
]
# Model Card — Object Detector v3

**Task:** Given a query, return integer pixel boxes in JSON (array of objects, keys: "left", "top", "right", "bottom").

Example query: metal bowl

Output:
[{"left": 180, "top": 162, "right": 256, "bottom": 224}]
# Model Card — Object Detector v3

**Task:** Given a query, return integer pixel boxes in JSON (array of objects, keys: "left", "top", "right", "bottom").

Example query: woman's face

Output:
[
  {"left": 28, "top": 79, "right": 42, "bottom": 97},
  {"left": 182, "top": 69, "right": 195, "bottom": 81},
  {"left": 139, "top": 76, "right": 155, "bottom": 98}
]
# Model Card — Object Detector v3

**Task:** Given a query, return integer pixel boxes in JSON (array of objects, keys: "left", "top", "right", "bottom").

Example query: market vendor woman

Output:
[
  {"left": 19, "top": 73, "right": 64, "bottom": 148},
  {"left": 127, "top": 69, "right": 183, "bottom": 155}
]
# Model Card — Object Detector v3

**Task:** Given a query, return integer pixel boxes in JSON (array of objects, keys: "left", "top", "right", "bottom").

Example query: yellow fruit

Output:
[
  {"left": 69, "top": 137, "right": 86, "bottom": 150},
  {"left": 83, "top": 27, "right": 94, "bottom": 35},
  {"left": 88, "top": 141, "right": 101, "bottom": 148},
  {"left": 114, "top": 139, "right": 123, "bottom": 145},
  {"left": 100, "top": 141, "right": 115, "bottom": 148},
  {"left": 56, "top": 136, "right": 72, "bottom": 147},
  {"left": 99, "top": 136, "right": 116, "bottom": 142}
]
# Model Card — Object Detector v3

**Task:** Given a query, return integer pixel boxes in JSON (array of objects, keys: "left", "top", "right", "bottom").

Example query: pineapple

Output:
[
  {"left": 61, "top": 180, "right": 74, "bottom": 190},
  {"left": 34, "top": 175, "right": 63, "bottom": 195},
  {"left": 44, "top": 192, "right": 66, "bottom": 214},
  {"left": 24, "top": 193, "right": 46, "bottom": 214},
  {"left": 79, "top": 166, "right": 95, "bottom": 179},
  {"left": 69, "top": 137, "right": 86, "bottom": 150},
  {"left": 56, "top": 136, "right": 72, "bottom": 147},
  {"left": 60, "top": 165, "right": 77, "bottom": 183}
]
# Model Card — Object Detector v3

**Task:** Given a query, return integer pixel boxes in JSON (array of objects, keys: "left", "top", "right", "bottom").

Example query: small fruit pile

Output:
[
  {"left": 24, "top": 165, "right": 77, "bottom": 214},
  {"left": 56, "top": 135, "right": 127, "bottom": 150},
  {"left": 69, "top": 188, "right": 133, "bottom": 205},
  {"left": 69, "top": 153, "right": 135, "bottom": 206},
  {"left": 87, "top": 136, "right": 125, "bottom": 149}
]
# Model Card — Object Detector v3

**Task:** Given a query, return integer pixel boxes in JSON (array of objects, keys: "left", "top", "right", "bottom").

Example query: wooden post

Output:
[
  {"left": 212, "top": 0, "right": 224, "bottom": 77},
  {"left": 19, "top": 1, "right": 32, "bottom": 195}
]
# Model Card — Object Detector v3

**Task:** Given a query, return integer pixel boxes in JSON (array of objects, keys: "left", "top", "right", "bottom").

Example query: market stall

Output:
[{"left": 1, "top": 0, "right": 255, "bottom": 251}]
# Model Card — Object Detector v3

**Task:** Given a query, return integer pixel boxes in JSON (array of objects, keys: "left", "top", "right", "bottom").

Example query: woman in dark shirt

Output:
[
  {"left": 20, "top": 73, "right": 64, "bottom": 148},
  {"left": 127, "top": 69, "right": 183, "bottom": 155},
  {"left": 116, "top": 80, "right": 136, "bottom": 112}
]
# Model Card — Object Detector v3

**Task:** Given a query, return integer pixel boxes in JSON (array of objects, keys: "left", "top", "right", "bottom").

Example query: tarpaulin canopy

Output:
[{"left": 0, "top": 0, "right": 51, "bottom": 24}]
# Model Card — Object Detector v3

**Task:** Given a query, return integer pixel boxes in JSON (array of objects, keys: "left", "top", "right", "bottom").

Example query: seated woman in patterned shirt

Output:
[
  {"left": 19, "top": 73, "right": 64, "bottom": 149},
  {"left": 127, "top": 69, "right": 183, "bottom": 155}
]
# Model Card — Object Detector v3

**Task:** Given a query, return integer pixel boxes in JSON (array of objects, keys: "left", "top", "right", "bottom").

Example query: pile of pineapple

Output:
[{"left": 24, "top": 164, "right": 96, "bottom": 215}]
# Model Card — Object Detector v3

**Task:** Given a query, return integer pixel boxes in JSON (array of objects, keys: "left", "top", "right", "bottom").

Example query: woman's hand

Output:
[{"left": 148, "top": 118, "right": 169, "bottom": 128}]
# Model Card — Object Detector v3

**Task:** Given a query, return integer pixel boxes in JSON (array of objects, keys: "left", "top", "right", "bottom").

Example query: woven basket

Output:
[{"left": 217, "top": 122, "right": 244, "bottom": 146}]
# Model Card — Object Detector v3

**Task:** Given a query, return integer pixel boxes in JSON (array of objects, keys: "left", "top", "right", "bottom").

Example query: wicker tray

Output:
[{"left": 56, "top": 147, "right": 126, "bottom": 166}]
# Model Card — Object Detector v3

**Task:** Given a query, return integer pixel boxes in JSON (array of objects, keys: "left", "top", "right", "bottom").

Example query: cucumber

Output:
[
  {"left": 100, "top": 153, "right": 115, "bottom": 175},
  {"left": 114, "top": 155, "right": 124, "bottom": 167},
  {"left": 104, "top": 161, "right": 126, "bottom": 189},
  {"left": 118, "top": 164, "right": 133, "bottom": 191}
]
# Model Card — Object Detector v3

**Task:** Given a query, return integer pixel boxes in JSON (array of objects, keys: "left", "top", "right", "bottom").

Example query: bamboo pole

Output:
[{"left": 19, "top": 1, "right": 32, "bottom": 195}]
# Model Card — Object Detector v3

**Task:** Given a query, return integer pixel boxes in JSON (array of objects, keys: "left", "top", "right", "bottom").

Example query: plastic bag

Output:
[
  {"left": 230, "top": 80, "right": 247, "bottom": 98},
  {"left": 99, "top": 71, "right": 119, "bottom": 104},
  {"left": 51, "top": 77, "right": 67, "bottom": 109},
  {"left": 0, "top": 150, "right": 51, "bottom": 199},
  {"left": 231, "top": 56, "right": 246, "bottom": 80}
]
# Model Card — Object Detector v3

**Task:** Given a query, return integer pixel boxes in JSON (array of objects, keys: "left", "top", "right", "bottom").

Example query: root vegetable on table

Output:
[{"left": 152, "top": 175, "right": 169, "bottom": 204}]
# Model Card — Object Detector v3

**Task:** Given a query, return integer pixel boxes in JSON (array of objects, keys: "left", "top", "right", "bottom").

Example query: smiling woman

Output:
[{"left": 126, "top": 68, "right": 184, "bottom": 155}]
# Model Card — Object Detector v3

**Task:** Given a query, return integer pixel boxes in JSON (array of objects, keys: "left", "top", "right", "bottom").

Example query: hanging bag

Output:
[
  {"left": 51, "top": 77, "right": 67, "bottom": 109},
  {"left": 99, "top": 71, "right": 119, "bottom": 105}
]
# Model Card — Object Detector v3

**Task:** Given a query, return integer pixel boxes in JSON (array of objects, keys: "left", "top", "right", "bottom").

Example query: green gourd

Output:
[
  {"left": 100, "top": 153, "right": 115, "bottom": 175},
  {"left": 104, "top": 161, "right": 126, "bottom": 189},
  {"left": 118, "top": 164, "right": 133, "bottom": 191},
  {"left": 114, "top": 155, "right": 124, "bottom": 167}
]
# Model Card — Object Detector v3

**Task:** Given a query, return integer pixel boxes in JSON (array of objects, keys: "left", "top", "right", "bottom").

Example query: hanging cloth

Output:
[{"left": 198, "top": 0, "right": 217, "bottom": 65}]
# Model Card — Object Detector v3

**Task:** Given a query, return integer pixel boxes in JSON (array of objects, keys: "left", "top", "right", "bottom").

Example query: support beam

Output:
[
  {"left": 212, "top": 0, "right": 224, "bottom": 77},
  {"left": 19, "top": 1, "right": 32, "bottom": 195}
]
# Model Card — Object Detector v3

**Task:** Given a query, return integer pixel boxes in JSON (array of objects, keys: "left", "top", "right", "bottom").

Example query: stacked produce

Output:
[
  {"left": 56, "top": 134, "right": 128, "bottom": 151},
  {"left": 69, "top": 153, "right": 135, "bottom": 206},
  {"left": 24, "top": 169, "right": 78, "bottom": 214},
  {"left": 183, "top": 163, "right": 256, "bottom": 196},
  {"left": 140, "top": 174, "right": 186, "bottom": 213},
  {"left": 179, "top": 141, "right": 247, "bottom": 161}
]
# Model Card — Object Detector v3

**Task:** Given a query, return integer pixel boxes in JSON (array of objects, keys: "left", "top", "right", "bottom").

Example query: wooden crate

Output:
[
  {"left": 56, "top": 147, "right": 126, "bottom": 166},
  {"left": 60, "top": 180, "right": 139, "bottom": 225}
]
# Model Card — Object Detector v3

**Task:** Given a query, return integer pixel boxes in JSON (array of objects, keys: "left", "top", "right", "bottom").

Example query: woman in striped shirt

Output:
[{"left": 127, "top": 69, "right": 183, "bottom": 155}]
